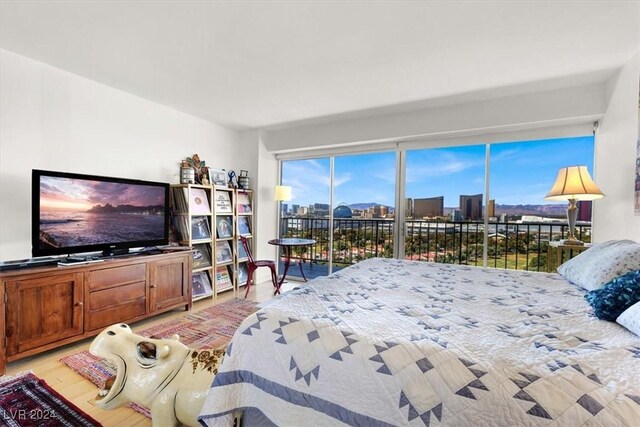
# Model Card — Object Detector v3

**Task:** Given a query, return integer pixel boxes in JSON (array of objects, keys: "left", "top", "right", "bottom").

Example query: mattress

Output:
[{"left": 199, "top": 258, "right": 640, "bottom": 426}]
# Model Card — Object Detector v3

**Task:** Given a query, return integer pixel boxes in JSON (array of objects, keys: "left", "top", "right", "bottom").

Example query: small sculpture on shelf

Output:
[
  {"left": 180, "top": 154, "right": 209, "bottom": 185},
  {"left": 227, "top": 170, "right": 237, "bottom": 189}
]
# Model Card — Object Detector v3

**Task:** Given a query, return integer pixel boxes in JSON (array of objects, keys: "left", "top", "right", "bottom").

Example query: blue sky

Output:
[{"left": 282, "top": 136, "right": 595, "bottom": 208}]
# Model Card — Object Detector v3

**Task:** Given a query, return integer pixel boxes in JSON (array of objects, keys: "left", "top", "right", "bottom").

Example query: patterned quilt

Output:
[{"left": 198, "top": 258, "right": 640, "bottom": 426}]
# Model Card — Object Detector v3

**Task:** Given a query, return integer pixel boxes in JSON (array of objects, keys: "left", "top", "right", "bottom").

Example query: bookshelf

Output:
[
  {"left": 235, "top": 189, "right": 253, "bottom": 293},
  {"left": 171, "top": 185, "right": 254, "bottom": 299},
  {"left": 213, "top": 186, "right": 236, "bottom": 297},
  {"left": 170, "top": 184, "right": 214, "bottom": 301}
]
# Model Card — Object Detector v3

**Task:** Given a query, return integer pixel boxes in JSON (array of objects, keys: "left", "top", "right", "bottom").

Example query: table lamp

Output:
[
  {"left": 544, "top": 165, "right": 604, "bottom": 245},
  {"left": 274, "top": 185, "right": 292, "bottom": 202}
]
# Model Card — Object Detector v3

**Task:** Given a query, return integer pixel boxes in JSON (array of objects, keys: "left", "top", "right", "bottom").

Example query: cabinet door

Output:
[
  {"left": 149, "top": 255, "right": 191, "bottom": 313},
  {"left": 6, "top": 272, "right": 83, "bottom": 355}
]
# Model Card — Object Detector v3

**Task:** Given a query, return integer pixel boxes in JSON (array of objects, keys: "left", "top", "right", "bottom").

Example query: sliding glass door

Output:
[
  {"left": 404, "top": 145, "right": 486, "bottom": 265},
  {"left": 280, "top": 152, "right": 396, "bottom": 277},
  {"left": 488, "top": 136, "right": 595, "bottom": 270},
  {"left": 279, "top": 135, "right": 595, "bottom": 276},
  {"left": 332, "top": 152, "right": 396, "bottom": 272},
  {"left": 280, "top": 158, "right": 331, "bottom": 279}
]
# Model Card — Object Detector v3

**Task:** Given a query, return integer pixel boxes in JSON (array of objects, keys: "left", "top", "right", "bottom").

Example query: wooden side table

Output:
[{"left": 547, "top": 242, "right": 591, "bottom": 272}]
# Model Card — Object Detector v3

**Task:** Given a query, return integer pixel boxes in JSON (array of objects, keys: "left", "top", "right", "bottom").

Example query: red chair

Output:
[{"left": 239, "top": 236, "right": 280, "bottom": 298}]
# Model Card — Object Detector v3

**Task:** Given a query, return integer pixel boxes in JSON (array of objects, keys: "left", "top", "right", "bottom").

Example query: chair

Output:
[{"left": 239, "top": 236, "right": 280, "bottom": 298}]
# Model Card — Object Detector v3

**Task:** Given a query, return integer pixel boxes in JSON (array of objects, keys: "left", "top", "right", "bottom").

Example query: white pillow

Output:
[
  {"left": 617, "top": 300, "right": 640, "bottom": 337},
  {"left": 557, "top": 239, "right": 640, "bottom": 291}
]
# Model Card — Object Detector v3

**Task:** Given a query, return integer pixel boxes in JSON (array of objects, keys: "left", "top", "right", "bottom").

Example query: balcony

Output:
[{"left": 278, "top": 217, "right": 591, "bottom": 280}]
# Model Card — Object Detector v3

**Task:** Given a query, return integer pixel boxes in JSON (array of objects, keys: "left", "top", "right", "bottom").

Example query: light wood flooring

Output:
[{"left": 5, "top": 279, "right": 299, "bottom": 426}]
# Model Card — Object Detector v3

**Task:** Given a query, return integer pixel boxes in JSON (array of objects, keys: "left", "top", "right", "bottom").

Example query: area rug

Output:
[
  {"left": 0, "top": 372, "right": 101, "bottom": 426},
  {"left": 60, "top": 298, "right": 258, "bottom": 418}
]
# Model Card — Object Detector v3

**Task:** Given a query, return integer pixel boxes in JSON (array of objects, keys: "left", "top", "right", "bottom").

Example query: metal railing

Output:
[{"left": 279, "top": 217, "right": 591, "bottom": 275}]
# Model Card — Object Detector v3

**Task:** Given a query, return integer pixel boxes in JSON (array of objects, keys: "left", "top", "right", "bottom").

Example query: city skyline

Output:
[{"left": 281, "top": 136, "right": 595, "bottom": 211}]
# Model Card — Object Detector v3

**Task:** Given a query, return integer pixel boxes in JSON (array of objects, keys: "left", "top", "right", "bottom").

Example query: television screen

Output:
[{"left": 32, "top": 169, "right": 170, "bottom": 257}]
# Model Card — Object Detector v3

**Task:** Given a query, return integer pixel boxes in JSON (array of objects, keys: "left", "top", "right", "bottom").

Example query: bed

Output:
[{"left": 198, "top": 258, "right": 640, "bottom": 426}]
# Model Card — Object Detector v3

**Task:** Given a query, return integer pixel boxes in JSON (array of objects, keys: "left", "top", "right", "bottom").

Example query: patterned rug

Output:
[
  {"left": 60, "top": 298, "right": 258, "bottom": 418},
  {"left": 0, "top": 372, "right": 101, "bottom": 426}
]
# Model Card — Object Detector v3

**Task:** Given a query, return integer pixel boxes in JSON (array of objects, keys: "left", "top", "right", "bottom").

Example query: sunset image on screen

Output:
[{"left": 38, "top": 176, "right": 166, "bottom": 250}]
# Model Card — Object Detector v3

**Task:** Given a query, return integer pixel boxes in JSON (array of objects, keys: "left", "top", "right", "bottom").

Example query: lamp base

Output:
[{"left": 558, "top": 238, "right": 584, "bottom": 246}]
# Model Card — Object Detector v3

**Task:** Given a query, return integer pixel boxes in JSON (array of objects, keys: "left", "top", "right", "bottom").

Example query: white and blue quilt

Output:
[{"left": 199, "top": 258, "right": 640, "bottom": 426}]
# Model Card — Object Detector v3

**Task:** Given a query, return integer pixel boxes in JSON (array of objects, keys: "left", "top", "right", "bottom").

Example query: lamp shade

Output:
[
  {"left": 274, "top": 185, "right": 292, "bottom": 201},
  {"left": 544, "top": 166, "right": 604, "bottom": 201}
]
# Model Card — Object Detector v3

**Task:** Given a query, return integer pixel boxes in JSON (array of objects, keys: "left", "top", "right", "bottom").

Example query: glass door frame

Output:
[{"left": 277, "top": 127, "right": 595, "bottom": 273}]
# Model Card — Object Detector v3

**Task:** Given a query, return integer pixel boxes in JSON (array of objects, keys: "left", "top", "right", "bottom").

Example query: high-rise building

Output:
[
  {"left": 488, "top": 199, "right": 495, "bottom": 218},
  {"left": 459, "top": 194, "right": 483, "bottom": 220},
  {"left": 372, "top": 205, "right": 388, "bottom": 218},
  {"left": 450, "top": 209, "right": 463, "bottom": 222},
  {"left": 312, "top": 203, "right": 329, "bottom": 217},
  {"left": 414, "top": 196, "right": 444, "bottom": 218},
  {"left": 577, "top": 200, "right": 593, "bottom": 222},
  {"left": 282, "top": 203, "right": 289, "bottom": 215},
  {"left": 292, "top": 204, "right": 300, "bottom": 215},
  {"left": 405, "top": 198, "right": 414, "bottom": 218}
]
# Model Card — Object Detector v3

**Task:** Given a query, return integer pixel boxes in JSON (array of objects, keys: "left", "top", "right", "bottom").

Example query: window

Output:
[{"left": 278, "top": 135, "right": 595, "bottom": 275}]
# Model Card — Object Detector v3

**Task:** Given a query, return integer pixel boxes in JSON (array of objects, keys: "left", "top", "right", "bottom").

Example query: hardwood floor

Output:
[{"left": 4, "top": 279, "right": 300, "bottom": 426}]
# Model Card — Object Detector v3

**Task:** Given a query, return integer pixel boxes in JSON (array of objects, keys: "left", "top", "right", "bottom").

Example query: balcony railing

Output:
[{"left": 279, "top": 217, "right": 591, "bottom": 278}]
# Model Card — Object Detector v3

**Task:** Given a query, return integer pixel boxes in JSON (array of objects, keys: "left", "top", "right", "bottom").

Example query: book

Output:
[
  {"left": 171, "top": 187, "right": 188, "bottom": 213},
  {"left": 238, "top": 216, "right": 251, "bottom": 236},
  {"left": 191, "top": 217, "right": 211, "bottom": 240},
  {"left": 237, "top": 262, "right": 249, "bottom": 285},
  {"left": 172, "top": 215, "right": 190, "bottom": 241},
  {"left": 214, "top": 191, "right": 233, "bottom": 213},
  {"left": 216, "top": 216, "right": 233, "bottom": 238},
  {"left": 192, "top": 243, "right": 212, "bottom": 269},
  {"left": 215, "top": 266, "right": 233, "bottom": 290},
  {"left": 215, "top": 241, "right": 233, "bottom": 263},
  {"left": 192, "top": 271, "right": 213, "bottom": 297},
  {"left": 237, "top": 239, "right": 249, "bottom": 260},
  {"left": 189, "top": 188, "right": 211, "bottom": 215},
  {"left": 237, "top": 192, "right": 252, "bottom": 213}
]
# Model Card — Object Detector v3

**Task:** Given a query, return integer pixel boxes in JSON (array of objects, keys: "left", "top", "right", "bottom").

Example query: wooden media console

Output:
[{"left": 0, "top": 250, "right": 192, "bottom": 374}]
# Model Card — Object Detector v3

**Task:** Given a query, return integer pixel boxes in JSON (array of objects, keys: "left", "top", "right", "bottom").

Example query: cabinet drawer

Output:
[
  {"left": 88, "top": 264, "right": 146, "bottom": 290},
  {"left": 88, "top": 298, "right": 146, "bottom": 332},
  {"left": 89, "top": 281, "right": 146, "bottom": 311}
]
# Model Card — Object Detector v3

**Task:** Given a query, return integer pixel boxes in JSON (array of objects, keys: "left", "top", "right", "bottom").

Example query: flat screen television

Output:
[{"left": 32, "top": 169, "right": 170, "bottom": 257}]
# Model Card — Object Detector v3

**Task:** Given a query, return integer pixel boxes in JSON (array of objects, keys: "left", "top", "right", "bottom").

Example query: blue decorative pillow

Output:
[{"left": 585, "top": 270, "right": 640, "bottom": 321}]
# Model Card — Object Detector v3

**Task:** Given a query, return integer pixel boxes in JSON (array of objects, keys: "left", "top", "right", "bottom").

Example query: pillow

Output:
[
  {"left": 617, "top": 300, "right": 640, "bottom": 336},
  {"left": 584, "top": 270, "right": 640, "bottom": 321},
  {"left": 557, "top": 239, "right": 640, "bottom": 291}
]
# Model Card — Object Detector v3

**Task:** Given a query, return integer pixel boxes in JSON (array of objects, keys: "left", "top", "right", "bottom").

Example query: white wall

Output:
[
  {"left": 239, "top": 130, "right": 278, "bottom": 283},
  {"left": 0, "top": 50, "right": 246, "bottom": 260},
  {"left": 266, "top": 83, "right": 607, "bottom": 153},
  {"left": 593, "top": 53, "right": 640, "bottom": 242}
]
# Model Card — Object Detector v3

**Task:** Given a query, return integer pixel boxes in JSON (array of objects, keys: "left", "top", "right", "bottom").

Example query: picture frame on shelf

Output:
[
  {"left": 192, "top": 243, "right": 212, "bottom": 269},
  {"left": 214, "top": 190, "right": 233, "bottom": 213},
  {"left": 215, "top": 266, "right": 233, "bottom": 290},
  {"left": 215, "top": 240, "right": 233, "bottom": 264},
  {"left": 237, "top": 239, "right": 249, "bottom": 260},
  {"left": 216, "top": 216, "right": 233, "bottom": 238},
  {"left": 189, "top": 188, "right": 211, "bottom": 215},
  {"left": 191, "top": 217, "right": 211, "bottom": 240},
  {"left": 192, "top": 271, "right": 213, "bottom": 297},
  {"left": 237, "top": 262, "right": 249, "bottom": 285},
  {"left": 238, "top": 216, "right": 251, "bottom": 236},
  {"left": 209, "top": 169, "right": 227, "bottom": 187},
  {"left": 237, "top": 192, "right": 252, "bottom": 213}
]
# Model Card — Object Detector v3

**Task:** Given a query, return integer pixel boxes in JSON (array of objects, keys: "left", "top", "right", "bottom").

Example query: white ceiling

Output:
[{"left": 1, "top": 1, "right": 639, "bottom": 130}]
